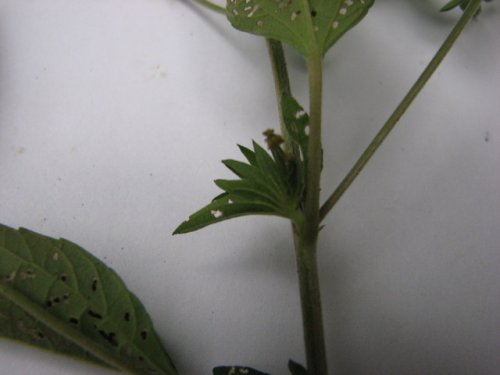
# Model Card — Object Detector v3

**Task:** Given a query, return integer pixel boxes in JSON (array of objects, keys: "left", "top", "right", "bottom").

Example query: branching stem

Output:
[{"left": 319, "top": 0, "right": 482, "bottom": 221}]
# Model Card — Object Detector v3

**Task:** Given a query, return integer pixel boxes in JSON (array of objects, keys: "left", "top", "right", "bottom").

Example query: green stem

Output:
[
  {"left": 319, "top": 0, "right": 482, "bottom": 221},
  {"left": 294, "top": 52, "right": 328, "bottom": 375},
  {"left": 190, "top": 0, "right": 226, "bottom": 14},
  {"left": 293, "top": 224, "right": 327, "bottom": 375},
  {"left": 266, "top": 39, "right": 292, "bottom": 145}
]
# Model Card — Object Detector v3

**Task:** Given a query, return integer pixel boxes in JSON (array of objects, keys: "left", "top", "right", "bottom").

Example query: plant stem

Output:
[
  {"left": 266, "top": 39, "right": 292, "bottom": 144},
  {"left": 293, "top": 51, "right": 328, "bottom": 375},
  {"left": 267, "top": 36, "right": 328, "bottom": 374},
  {"left": 319, "top": 0, "right": 482, "bottom": 221},
  {"left": 293, "top": 225, "right": 327, "bottom": 375},
  {"left": 190, "top": 0, "right": 225, "bottom": 14}
]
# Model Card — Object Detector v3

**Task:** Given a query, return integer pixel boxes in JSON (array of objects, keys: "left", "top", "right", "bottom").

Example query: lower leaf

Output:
[{"left": 0, "top": 224, "right": 177, "bottom": 375}]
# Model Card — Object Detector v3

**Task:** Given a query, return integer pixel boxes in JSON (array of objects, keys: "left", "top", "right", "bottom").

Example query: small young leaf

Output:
[
  {"left": 174, "top": 139, "right": 303, "bottom": 234},
  {"left": 0, "top": 224, "right": 177, "bottom": 375},
  {"left": 213, "top": 366, "right": 270, "bottom": 375},
  {"left": 226, "top": 0, "right": 374, "bottom": 57}
]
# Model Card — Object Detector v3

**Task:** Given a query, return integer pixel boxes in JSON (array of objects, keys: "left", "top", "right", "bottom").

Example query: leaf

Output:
[
  {"left": 226, "top": 0, "right": 374, "bottom": 57},
  {"left": 441, "top": 0, "right": 465, "bottom": 11},
  {"left": 288, "top": 359, "right": 308, "bottom": 375},
  {"left": 173, "top": 140, "right": 303, "bottom": 234},
  {"left": 213, "top": 366, "right": 270, "bottom": 375},
  {"left": 0, "top": 224, "right": 177, "bottom": 375}
]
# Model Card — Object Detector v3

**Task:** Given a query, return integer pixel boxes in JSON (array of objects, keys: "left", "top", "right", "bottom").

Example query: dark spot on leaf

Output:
[
  {"left": 99, "top": 330, "right": 118, "bottom": 347},
  {"left": 60, "top": 273, "right": 68, "bottom": 282},
  {"left": 37, "top": 332, "right": 45, "bottom": 339},
  {"left": 53, "top": 297, "right": 60, "bottom": 304},
  {"left": 311, "top": 9, "right": 317, "bottom": 16},
  {"left": 124, "top": 312, "right": 130, "bottom": 322},
  {"left": 62, "top": 294, "right": 69, "bottom": 301},
  {"left": 46, "top": 300, "right": 52, "bottom": 308},
  {"left": 140, "top": 330, "right": 148, "bottom": 340},
  {"left": 69, "top": 317, "right": 79, "bottom": 325},
  {"left": 138, "top": 356, "right": 144, "bottom": 361},
  {"left": 88, "top": 310, "right": 103, "bottom": 320},
  {"left": 91, "top": 279, "right": 98, "bottom": 292}
]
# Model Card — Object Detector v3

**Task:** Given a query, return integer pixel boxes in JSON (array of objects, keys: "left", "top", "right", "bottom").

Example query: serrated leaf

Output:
[
  {"left": 226, "top": 0, "right": 374, "bottom": 57},
  {"left": 173, "top": 194, "right": 279, "bottom": 234},
  {"left": 174, "top": 140, "right": 303, "bottom": 234},
  {"left": 213, "top": 366, "right": 270, "bottom": 375},
  {"left": 0, "top": 224, "right": 177, "bottom": 375}
]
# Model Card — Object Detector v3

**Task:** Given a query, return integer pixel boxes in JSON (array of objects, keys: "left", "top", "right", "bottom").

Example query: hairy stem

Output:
[{"left": 319, "top": 0, "right": 482, "bottom": 221}]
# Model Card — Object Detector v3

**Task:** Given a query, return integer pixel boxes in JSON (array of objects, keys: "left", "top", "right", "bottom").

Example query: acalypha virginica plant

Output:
[{"left": 0, "top": 0, "right": 496, "bottom": 374}]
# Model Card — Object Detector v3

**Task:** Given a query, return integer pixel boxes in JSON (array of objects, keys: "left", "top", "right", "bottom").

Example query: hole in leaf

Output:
[
  {"left": 60, "top": 273, "right": 68, "bottom": 282},
  {"left": 91, "top": 279, "right": 98, "bottom": 292},
  {"left": 311, "top": 9, "right": 317, "bottom": 16},
  {"left": 140, "top": 330, "right": 148, "bottom": 340},
  {"left": 99, "top": 330, "right": 118, "bottom": 347},
  {"left": 124, "top": 312, "right": 131, "bottom": 322},
  {"left": 69, "top": 317, "right": 79, "bottom": 325},
  {"left": 88, "top": 310, "right": 103, "bottom": 320}
]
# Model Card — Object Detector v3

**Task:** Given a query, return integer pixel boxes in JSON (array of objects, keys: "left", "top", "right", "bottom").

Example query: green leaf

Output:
[
  {"left": 0, "top": 224, "right": 177, "bottom": 375},
  {"left": 441, "top": 0, "right": 466, "bottom": 11},
  {"left": 174, "top": 140, "right": 303, "bottom": 234},
  {"left": 226, "top": 0, "right": 374, "bottom": 57},
  {"left": 213, "top": 366, "right": 270, "bottom": 375}
]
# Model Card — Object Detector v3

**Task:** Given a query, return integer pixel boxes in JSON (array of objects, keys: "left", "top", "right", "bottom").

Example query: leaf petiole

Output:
[{"left": 319, "top": 0, "right": 483, "bottom": 221}]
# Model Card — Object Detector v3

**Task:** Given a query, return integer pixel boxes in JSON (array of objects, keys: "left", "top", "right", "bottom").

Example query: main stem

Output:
[{"left": 294, "top": 52, "right": 328, "bottom": 375}]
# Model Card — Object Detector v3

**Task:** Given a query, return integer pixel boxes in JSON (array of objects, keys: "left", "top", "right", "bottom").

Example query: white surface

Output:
[{"left": 0, "top": 0, "right": 499, "bottom": 374}]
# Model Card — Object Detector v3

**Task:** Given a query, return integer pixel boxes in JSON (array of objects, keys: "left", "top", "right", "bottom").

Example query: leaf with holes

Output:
[
  {"left": 213, "top": 366, "right": 271, "bottom": 375},
  {"left": 0, "top": 224, "right": 177, "bottom": 375},
  {"left": 226, "top": 0, "right": 374, "bottom": 57},
  {"left": 173, "top": 139, "right": 303, "bottom": 234}
]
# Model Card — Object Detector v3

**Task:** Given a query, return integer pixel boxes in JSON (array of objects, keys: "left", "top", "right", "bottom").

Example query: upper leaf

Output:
[
  {"left": 226, "top": 0, "right": 375, "bottom": 57},
  {"left": 0, "top": 224, "right": 177, "bottom": 375}
]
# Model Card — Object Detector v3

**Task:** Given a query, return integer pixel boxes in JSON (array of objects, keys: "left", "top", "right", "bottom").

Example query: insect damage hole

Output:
[
  {"left": 211, "top": 209, "right": 223, "bottom": 218},
  {"left": 91, "top": 278, "right": 98, "bottom": 292}
]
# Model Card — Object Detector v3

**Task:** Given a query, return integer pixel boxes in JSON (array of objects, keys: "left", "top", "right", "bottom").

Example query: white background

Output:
[{"left": 0, "top": 0, "right": 499, "bottom": 374}]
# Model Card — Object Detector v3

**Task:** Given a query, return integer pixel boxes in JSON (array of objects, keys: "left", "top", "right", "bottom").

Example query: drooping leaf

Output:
[
  {"left": 213, "top": 366, "right": 270, "bottom": 375},
  {"left": 0, "top": 224, "right": 177, "bottom": 375},
  {"left": 288, "top": 359, "right": 308, "bottom": 375},
  {"left": 441, "top": 0, "right": 465, "bottom": 11},
  {"left": 173, "top": 139, "right": 303, "bottom": 234},
  {"left": 226, "top": 0, "right": 374, "bottom": 57}
]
